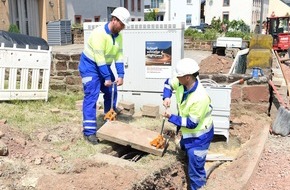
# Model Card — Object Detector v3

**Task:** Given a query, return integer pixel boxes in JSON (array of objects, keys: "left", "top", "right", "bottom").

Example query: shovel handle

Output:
[
  {"left": 160, "top": 117, "right": 166, "bottom": 135},
  {"left": 110, "top": 82, "right": 116, "bottom": 109},
  {"left": 269, "top": 80, "right": 287, "bottom": 108}
]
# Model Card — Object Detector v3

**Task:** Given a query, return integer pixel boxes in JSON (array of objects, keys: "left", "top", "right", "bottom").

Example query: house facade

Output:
[
  {"left": 0, "top": 0, "right": 66, "bottom": 40},
  {"left": 204, "top": 0, "right": 270, "bottom": 32},
  {"left": 66, "top": 0, "right": 144, "bottom": 26},
  {"left": 144, "top": 0, "right": 289, "bottom": 32},
  {"left": 0, "top": 0, "right": 143, "bottom": 41},
  {"left": 268, "top": 0, "right": 290, "bottom": 17},
  {"left": 144, "top": 0, "right": 205, "bottom": 27}
]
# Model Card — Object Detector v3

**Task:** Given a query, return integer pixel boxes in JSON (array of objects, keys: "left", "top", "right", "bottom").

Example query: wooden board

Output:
[{"left": 97, "top": 121, "right": 168, "bottom": 157}]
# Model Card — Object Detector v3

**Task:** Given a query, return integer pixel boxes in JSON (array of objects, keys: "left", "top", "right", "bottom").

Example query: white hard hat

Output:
[
  {"left": 111, "top": 7, "right": 130, "bottom": 26},
  {"left": 175, "top": 58, "right": 199, "bottom": 77}
]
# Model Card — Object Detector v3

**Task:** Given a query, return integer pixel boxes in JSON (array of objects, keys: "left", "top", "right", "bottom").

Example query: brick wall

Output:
[
  {"left": 184, "top": 37, "right": 212, "bottom": 51},
  {"left": 199, "top": 73, "right": 270, "bottom": 115},
  {"left": 71, "top": 28, "right": 84, "bottom": 44},
  {"left": 50, "top": 52, "right": 82, "bottom": 92}
]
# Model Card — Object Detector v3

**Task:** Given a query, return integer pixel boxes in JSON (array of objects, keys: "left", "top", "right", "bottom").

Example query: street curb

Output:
[
  {"left": 240, "top": 124, "right": 270, "bottom": 189},
  {"left": 204, "top": 124, "right": 270, "bottom": 190}
]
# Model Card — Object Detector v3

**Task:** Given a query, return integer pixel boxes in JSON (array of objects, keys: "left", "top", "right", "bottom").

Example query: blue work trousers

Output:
[
  {"left": 180, "top": 127, "right": 214, "bottom": 190},
  {"left": 80, "top": 75, "right": 117, "bottom": 136}
]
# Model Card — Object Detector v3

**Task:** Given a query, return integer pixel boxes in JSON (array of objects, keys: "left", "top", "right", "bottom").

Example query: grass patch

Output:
[{"left": 0, "top": 90, "right": 83, "bottom": 134}]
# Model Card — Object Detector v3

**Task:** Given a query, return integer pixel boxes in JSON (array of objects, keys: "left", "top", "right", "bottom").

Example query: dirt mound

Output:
[{"left": 199, "top": 54, "right": 233, "bottom": 74}]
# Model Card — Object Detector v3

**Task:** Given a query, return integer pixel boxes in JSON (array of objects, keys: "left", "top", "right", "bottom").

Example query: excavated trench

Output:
[
  {"left": 100, "top": 130, "right": 239, "bottom": 190},
  {"left": 101, "top": 143, "right": 147, "bottom": 162},
  {"left": 131, "top": 162, "right": 188, "bottom": 190}
]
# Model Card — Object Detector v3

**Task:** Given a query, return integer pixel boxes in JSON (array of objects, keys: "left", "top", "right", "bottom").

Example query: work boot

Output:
[{"left": 83, "top": 134, "right": 99, "bottom": 145}]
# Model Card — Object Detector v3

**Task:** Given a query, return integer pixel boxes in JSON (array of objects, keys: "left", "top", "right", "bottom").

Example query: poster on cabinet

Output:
[{"left": 145, "top": 41, "right": 172, "bottom": 79}]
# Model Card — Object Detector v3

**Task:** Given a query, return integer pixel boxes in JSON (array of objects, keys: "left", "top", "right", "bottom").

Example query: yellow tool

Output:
[
  {"left": 150, "top": 117, "right": 166, "bottom": 149},
  {"left": 104, "top": 83, "right": 117, "bottom": 121}
]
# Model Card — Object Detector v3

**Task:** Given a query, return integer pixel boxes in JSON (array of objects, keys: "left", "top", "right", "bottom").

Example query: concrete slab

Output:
[{"left": 97, "top": 121, "right": 168, "bottom": 157}]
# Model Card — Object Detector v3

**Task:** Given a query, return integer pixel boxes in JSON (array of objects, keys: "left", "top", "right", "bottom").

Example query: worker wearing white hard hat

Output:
[
  {"left": 78, "top": 7, "right": 130, "bottom": 145},
  {"left": 111, "top": 7, "right": 130, "bottom": 26},
  {"left": 162, "top": 58, "right": 214, "bottom": 190}
]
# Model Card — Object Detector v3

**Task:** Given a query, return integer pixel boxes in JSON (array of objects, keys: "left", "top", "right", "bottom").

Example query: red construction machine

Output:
[{"left": 266, "top": 16, "right": 290, "bottom": 56}]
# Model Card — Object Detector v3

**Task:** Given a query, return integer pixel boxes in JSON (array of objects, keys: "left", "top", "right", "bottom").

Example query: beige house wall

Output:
[
  {"left": 0, "top": 0, "right": 10, "bottom": 31},
  {"left": 268, "top": 0, "right": 290, "bottom": 17},
  {"left": 0, "top": 0, "right": 66, "bottom": 40},
  {"left": 42, "top": 0, "right": 66, "bottom": 40}
]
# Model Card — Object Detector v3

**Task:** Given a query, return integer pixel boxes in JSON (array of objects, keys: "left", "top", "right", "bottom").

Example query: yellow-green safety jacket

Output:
[
  {"left": 163, "top": 77, "right": 213, "bottom": 138},
  {"left": 79, "top": 23, "right": 124, "bottom": 79}
]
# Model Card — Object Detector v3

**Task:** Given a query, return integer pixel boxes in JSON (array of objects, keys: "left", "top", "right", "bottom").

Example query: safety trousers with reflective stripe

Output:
[
  {"left": 180, "top": 126, "right": 214, "bottom": 190},
  {"left": 81, "top": 75, "right": 117, "bottom": 136}
]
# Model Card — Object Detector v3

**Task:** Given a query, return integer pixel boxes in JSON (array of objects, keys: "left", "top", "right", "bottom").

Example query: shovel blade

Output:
[{"left": 272, "top": 106, "right": 290, "bottom": 136}]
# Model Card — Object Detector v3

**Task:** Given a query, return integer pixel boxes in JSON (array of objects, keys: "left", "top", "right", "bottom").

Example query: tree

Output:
[
  {"left": 145, "top": 9, "right": 156, "bottom": 21},
  {"left": 8, "top": 24, "right": 20, "bottom": 33}
]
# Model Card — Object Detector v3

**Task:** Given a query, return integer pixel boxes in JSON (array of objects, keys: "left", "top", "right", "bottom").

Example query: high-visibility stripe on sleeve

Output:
[
  {"left": 181, "top": 117, "right": 187, "bottom": 126},
  {"left": 163, "top": 78, "right": 173, "bottom": 99},
  {"left": 97, "top": 62, "right": 107, "bottom": 66},
  {"left": 84, "top": 126, "right": 97, "bottom": 130},
  {"left": 105, "top": 55, "right": 116, "bottom": 59},
  {"left": 93, "top": 49, "right": 104, "bottom": 55},
  {"left": 83, "top": 120, "right": 96, "bottom": 123},
  {"left": 194, "top": 149, "right": 208, "bottom": 158},
  {"left": 164, "top": 83, "right": 171, "bottom": 89},
  {"left": 189, "top": 115, "right": 199, "bottom": 124}
]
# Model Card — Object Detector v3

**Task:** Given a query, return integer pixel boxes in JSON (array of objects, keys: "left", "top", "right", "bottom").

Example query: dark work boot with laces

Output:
[{"left": 83, "top": 134, "right": 99, "bottom": 145}]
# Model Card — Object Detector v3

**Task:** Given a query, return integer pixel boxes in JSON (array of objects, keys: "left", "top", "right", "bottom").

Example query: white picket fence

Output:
[{"left": 0, "top": 43, "right": 51, "bottom": 101}]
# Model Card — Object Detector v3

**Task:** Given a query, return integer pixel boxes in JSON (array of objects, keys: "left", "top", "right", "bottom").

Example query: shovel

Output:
[
  {"left": 150, "top": 117, "right": 166, "bottom": 149},
  {"left": 104, "top": 83, "right": 117, "bottom": 121},
  {"left": 268, "top": 80, "right": 290, "bottom": 136}
]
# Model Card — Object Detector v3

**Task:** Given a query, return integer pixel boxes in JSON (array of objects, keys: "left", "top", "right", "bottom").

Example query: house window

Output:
[
  {"left": 75, "top": 15, "right": 82, "bottom": 24},
  {"left": 131, "top": 0, "right": 135, "bottom": 11},
  {"left": 187, "top": 0, "right": 192, "bottom": 4},
  {"left": 151, "top": 0, "right": 157, "bottom": 8},
  {"left": 94, "top": 16, "right": 100, "bottom": 22},
  {"left": 138, "top": 18, "right": 141, "bottom": 21},
  {"left": 223, "top": 0, "right": 230, "bottom": 6},
  {"left": 131, "top": 18, "right": 135, "bottom": 21},
  {"left": 137, "top": 0, "right": 141, "bottom": 11},
  {"left": 151, "top": 0, "right": 164, "bottom": 8},
  {"left": 186, "top": 14, "right": 192, "bottom": 25},
  {"left": 124, "top": 0, "right": 128, "bottom": 9},
  {"left": 222, "top": 12, "right": 229, "bottom": 21}
]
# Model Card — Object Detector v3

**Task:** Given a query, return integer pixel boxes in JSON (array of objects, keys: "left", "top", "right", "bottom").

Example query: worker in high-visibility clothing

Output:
[
  {"left": 162, "top": 58, "right": 214, "bottom": 190},
  {"left": 78, "top": 7, "right": 130, "bottom": 145}
]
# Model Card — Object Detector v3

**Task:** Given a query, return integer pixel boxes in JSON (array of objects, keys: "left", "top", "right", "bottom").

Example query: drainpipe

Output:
[
  {"left": 57, "top": 0, "right": 60, "bottom": 19},
  {"left": 259, "top": 0, "right": 264, "bottom": 34},
  {"left": 168, "top": 0, "right": 171, "bottom": 21}
]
